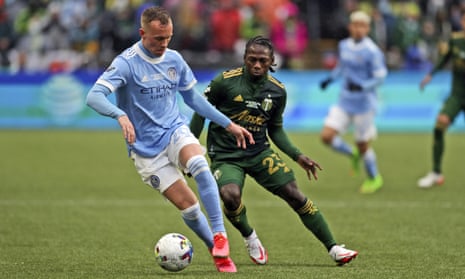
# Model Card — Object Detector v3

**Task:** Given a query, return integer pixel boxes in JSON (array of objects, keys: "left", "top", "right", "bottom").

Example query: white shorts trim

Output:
[
  {"left": 131, "top": 125, "right": 201, "bottom": 193},
  {"left": 324, "top": 105, "right": 377, "bottom": 142}
]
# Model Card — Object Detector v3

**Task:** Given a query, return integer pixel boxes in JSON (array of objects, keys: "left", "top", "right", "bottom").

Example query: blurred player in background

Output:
[
  {"left": 190, "top": 36, "right": 358, "bottom": 266},
  {"left": 319, "top": 11, "right": 388, "bottom": 194},
  {"left": 86, "top": 6, "right": 255, "bottom": 273},
  {"left": 417, "top": 11, "right": 465, "bottom": 188}
]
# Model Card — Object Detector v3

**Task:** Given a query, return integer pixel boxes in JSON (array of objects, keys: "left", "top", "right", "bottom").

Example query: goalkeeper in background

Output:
[
  {"left": 319, "top": 11, "right": 387, "bottom": 194},
  {"left": 190, "top": 35, "right": 358, "bottom": 266},
  {"left": 417, "top": 11, "right": 465, "bottom": 188}
]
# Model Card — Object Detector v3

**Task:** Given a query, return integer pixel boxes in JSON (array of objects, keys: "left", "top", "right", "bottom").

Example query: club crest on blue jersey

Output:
[
  {"left": 150, "top": 175, "right": 161, "bottom": 189},
  {"left": 167, "top": 67, "right": 177, "bottom": 81}
]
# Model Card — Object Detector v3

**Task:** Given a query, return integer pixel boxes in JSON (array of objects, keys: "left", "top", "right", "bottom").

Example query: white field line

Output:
[{"left": 0, "top": 199, "right": 462, "bottom": 209}]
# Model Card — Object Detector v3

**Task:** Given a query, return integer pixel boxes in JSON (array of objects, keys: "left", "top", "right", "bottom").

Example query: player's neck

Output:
[
  {"left": 138, "top": 41, "right": 162, "bottom": 58},
  {"left": 352, "top": 37, "right": 364, "bottom": 43}
]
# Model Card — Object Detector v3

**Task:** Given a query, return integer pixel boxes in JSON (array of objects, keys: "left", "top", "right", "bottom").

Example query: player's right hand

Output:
[
  {"left": 225, "top": 122, "right": 255, "bottom": 149},
  {"left": 320, "top": 77, "right": 333, "bottom": 90},
  {"left": 420, "top": 74, "right": 432, "bottom": 91},
  {"left": 117, "top": 115, "right": 136, "bottom": 145},
  {"left": 347, "top": 80, "right": 363, "bottom": 91}
]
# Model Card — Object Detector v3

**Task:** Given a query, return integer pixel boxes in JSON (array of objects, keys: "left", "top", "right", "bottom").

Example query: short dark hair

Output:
[
  {"left": 244, "top": 36, "right": 277, "bottom": 72},
  {"left": 141, "top": 6, "right": 171, "bottom": 28}
]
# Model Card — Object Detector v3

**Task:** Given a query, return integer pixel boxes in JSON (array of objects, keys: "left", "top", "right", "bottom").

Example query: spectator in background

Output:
[
  {"left": 393, "top": 3, "right": 421, "bottom": 55},
  {"left": 0, "top": 0, "right": 14, "bottom": 69},
  {"left": 370, "top": 6, "right": 388, "bottom": 51},
  {"left": 270, "top": 1, "right": 308, "bottom": 69},
  {"left": 65, "top": 0, "right": 101, "bottom": 69},
  {"left": 239, "top": 3, "right": 269, "bottom": 40},
  {"left": 210, "top": 0, "right": 241, "bottom": 53},
  {"left": 165, "top": 0, "right": 209, "bottom": 52}
]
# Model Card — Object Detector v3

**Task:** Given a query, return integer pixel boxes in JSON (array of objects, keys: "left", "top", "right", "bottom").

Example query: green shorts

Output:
[
  {"left": 210, "top": 148, "right": 296, "bottom": 194},
  {"left": 440, "top": 94, "right": 465, "bottom": 122}
]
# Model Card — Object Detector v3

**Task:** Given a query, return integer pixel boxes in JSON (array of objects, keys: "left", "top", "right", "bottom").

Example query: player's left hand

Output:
[
  {"left": 297, "top": 155, "right": 322, "bottom": 181},
  {"left": 225, "top": 122, "right": 255, "bottom": 149}
]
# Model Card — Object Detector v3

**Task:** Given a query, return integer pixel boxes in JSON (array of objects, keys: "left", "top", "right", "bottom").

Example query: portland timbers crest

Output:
[{"left": 261, "top": 95, "right": 273, "bottom": 111}]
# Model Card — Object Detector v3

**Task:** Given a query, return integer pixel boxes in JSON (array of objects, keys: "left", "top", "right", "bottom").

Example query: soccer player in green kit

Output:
[
  {"left": 418, "top": 11, "right": 465, "bottom": 188},
  {"left": 190, "top": 36, "right": 358, "bottom": 266}
]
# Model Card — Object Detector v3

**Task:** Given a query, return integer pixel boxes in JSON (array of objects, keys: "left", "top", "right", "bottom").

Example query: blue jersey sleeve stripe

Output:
[
  {"left": 179, "top": 79, "right": 197, "bottom": 91},
  {"left": 96, "top": 79, "right": 116, "bottom": 92}
]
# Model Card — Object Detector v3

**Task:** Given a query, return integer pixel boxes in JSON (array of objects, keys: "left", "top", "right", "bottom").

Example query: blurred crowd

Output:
[{"left": 0, "top": 0, "right": 464, "bottom": 73}]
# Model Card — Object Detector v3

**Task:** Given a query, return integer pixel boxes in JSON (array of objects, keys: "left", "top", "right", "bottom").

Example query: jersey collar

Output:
[
  {"left": 243, "top": 66, "right": 268, "bottom": 84},
  {"left": 347, "top": 37, "right": 368, "bottom": 50},
  {"left": 135, "top": 41, "right": 166, "bottom": 64}
]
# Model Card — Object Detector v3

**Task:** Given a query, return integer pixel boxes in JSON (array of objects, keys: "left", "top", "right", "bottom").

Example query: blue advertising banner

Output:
[{"left": 0, "top": 70, "right": 463, "bottom": 132}]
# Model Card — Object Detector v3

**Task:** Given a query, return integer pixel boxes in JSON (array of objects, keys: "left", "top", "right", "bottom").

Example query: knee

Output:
[
  {"left": 436, "top": 115, "right": 450, "bottom": 130},
  {"left": 321, "top": 132, "right": 333, "bottom": 145},
  {"left": 277, "top": 182, "right": 306, "bottom": 210},
  {"left": 185, "top": 155, "right": 209, "bottom": 177},
  {"left": 320, "top": 127, "right": 335, "bottom": 145},
  {"left": 356, "top": 142, "right": 369, "bottom": 154},
  {"left": 220, "top": 184, "right": 241, "bottom": 210}
]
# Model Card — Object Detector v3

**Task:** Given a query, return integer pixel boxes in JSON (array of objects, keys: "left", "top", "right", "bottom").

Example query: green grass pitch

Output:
[{"left": 1, "top": 130, "right": 464, "bottom": 279}]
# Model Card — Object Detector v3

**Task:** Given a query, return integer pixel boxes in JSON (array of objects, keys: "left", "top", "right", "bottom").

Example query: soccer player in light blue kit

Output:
[
  {"left": 319, "top": 11, "right": 387, "bottom": 194},
  {"left": 86, "top": 6, "right": 254, "bottom": 273}
]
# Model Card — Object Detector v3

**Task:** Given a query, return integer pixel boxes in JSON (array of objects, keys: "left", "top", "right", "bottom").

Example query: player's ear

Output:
[{"left": 139, "top": 27, "right": 145, "bottom": 37}]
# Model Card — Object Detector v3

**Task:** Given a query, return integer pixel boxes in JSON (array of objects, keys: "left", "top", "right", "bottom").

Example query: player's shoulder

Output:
[
  {"left": 119, "top": 44, "right": 138, "bottom": 61},
  {"left": 267, "top": 74, "right": 285, "bottom": 90},
  {"left": 451, "top": 31, "right": 465, "bottom": 40},
  {"left": 363, "top": 37, "right": 382, "bottom": 53},
  {"left": 338, "top": 38, "right": 349, "bottom": 49},
  {"left": 164, "top": 48, "right": 184, "bottom": 60},
  {"left": 221, "top": 67, "right": 244, "bottom": 79}
]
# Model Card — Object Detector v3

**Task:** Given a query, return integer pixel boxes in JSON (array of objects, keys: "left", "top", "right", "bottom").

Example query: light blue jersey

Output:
[
  {"left": 330, "top": 37, "right": 387, "bottom": 114},
  {"left": 87, "top": 41, "right": 231, "bottom": 157}
]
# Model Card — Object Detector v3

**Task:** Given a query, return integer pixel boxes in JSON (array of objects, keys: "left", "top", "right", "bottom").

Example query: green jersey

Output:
[
  {"left": 431, "top": 31, "right": 465, "bottom": 100},
  {"left": 190, "top": 67, "right": 301, "bottom": 161}
]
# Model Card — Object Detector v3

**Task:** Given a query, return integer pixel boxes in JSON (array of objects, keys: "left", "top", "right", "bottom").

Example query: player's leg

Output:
[
  {"left": 275, "top": 182, "right": 358, "bottom": 265},
  {"left": 169, "top": 126, "right": 225, "bottom": 233},
  {"left": 170, "top": 126, "right": 235, "bottom": 272},
  {"left": 251, "top": 150, "right": 358, "bottom": 265},
  {"left": 418, "top": 96, "right": 460, "bottom": 188},
  {"left": 166, "top": 126, "right": 236, "bottom": 271},
  {"left": 213, "top": 161, "right": 268, "bottom": 264},
  {"left": 354, "top": 110, "right": 382, "bottom": 193},
  {"left": 321, "top": 105, "right": 360, "bottom": 174},
  {"left": 130, "top": 151, "right": 215, "bottom": 250}
]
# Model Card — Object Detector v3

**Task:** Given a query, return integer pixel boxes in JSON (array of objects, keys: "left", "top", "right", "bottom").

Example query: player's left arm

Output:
[
  {"left": 267, "top": 95, "right": 321, "bottom": 180},
  {"left": 349, "top": 50, "right": 387, "bottom": 91},
  {"left": 268, "top": 124, "right": 322, "bottom": 180}
]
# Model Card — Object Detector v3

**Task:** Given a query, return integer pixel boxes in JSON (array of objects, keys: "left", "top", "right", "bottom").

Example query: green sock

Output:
[
  {"left": 224, "top": 203, "right": 253, "bottom": 238},
  {"left": 433, "top": 128, "right": 444, "bottom": 173},
  {"left": 297, "top": 199, "right": 336, "bottom": 251}
]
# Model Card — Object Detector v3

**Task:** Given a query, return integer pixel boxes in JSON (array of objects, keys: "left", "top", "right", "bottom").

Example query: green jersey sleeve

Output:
[{"left": 267, "top": 87, "right": 302, "bottom": 161}]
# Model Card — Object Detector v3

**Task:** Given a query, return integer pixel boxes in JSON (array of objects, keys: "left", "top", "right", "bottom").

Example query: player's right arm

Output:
[
  {"left": 86, "top": 58, "right": 135, "bottom": 144},
  {"left": 420, "top": 39, "right": 452, "bottom": 90},
  {"left": 320, "top": 43, "right": 343, "bottom": 90}
]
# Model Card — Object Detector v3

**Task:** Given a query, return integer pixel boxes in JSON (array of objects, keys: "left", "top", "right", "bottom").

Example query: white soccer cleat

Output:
[
  {"left": 244, "top": 230, "right": 268, "bottom": 265},
  {"left": 329, "top": 245, "right": 358, "bottom": 266},
  {"left": 417, "top": 172, "right": 444, "bottom": 188}
]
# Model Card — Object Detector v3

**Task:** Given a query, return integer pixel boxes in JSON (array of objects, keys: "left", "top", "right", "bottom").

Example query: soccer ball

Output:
[{"left": 154, "top": 233, "right": 194, "bottom": 272}]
